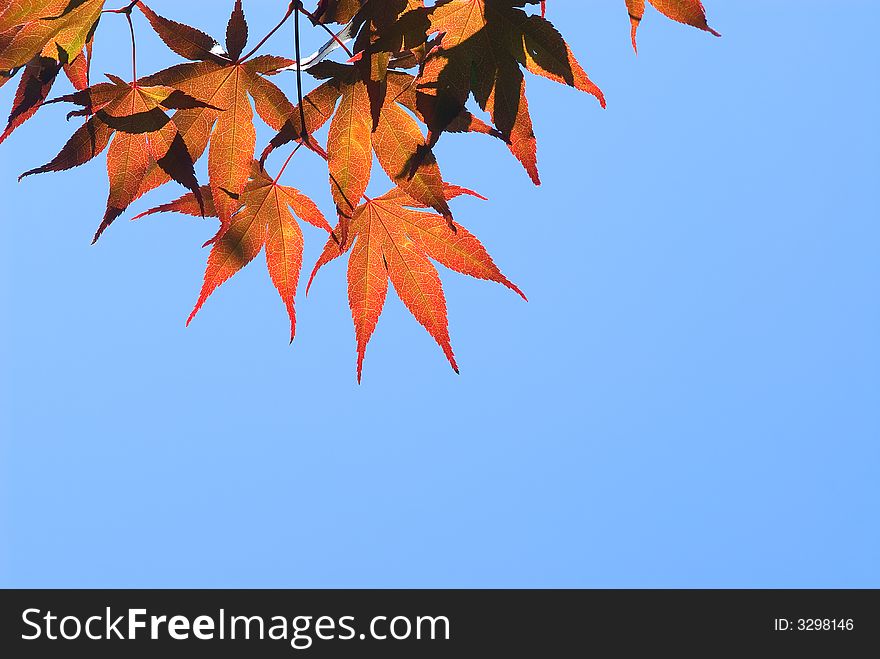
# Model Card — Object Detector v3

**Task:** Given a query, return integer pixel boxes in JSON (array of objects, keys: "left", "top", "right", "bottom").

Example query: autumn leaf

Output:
[
  {"left": 0, "top": 56, "right": 64, "bottom": 144},
  {"left": 20, "top": 75, "right": 211, "bottom": 241},
  {"left": 308, "top": 185, "right": 524, "bottom": 381},
  {"left": 264, "top": 64, "right": 501, "bottom": 250},
  {"left": 372, "top": 99, "right": 452, "bottom": 223},
  {"left": 327, "top": 73, "right": 373, "bottom": 221},
  {"left": 259, "top": 70, "right": 344, "bottom": 163},
  {"left": 0, "top": 1, "right": 100, "bottom": 142},
  {"left": 420, "top": 0, "right": 605, "bottom": 185},
  {"left": 0, "top": 0, "right": 104, "bottom": 73},
  {"left": 625, "top": 0, "right": 720, "bottom": 52},
  {"left": 0, "top": 40, "right": 92, "bottom": 145},
  {"left": 62, "top": 36, "right": 93, "bottom": 91},
  {"left": 132, "top": 184, "right": 215, "bottom": 220},
  {"left": 136, "top": 163, "right": 331, "bottom": 342},
  {"left": 137, "top": 0, "right": 296, "bottom": 230},
  {"left": 264, "top": 62, "right": 458, "bottom": 240}
]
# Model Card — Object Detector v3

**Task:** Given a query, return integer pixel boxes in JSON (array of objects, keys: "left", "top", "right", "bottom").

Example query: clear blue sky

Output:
[{"left": 1, "top": 1, "right": 877, "bottom": 588}]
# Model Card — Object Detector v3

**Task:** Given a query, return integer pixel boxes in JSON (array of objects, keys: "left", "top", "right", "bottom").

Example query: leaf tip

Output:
[
  {"left": 186, "top": 296, "right": 206, "bottom": 328},
  {"left": 285, "top": 306, "right": 297, "bottom": 345},
  {"left": 508, "top": 281, "right": 528, "bottom": 302},
  {"left": 306, "top": 262, "right": 322, "bottom": 296},
  {"left": 525, "top": 163, "right": 541, "bottom": 186},
  {"left": 445, "top": 348, "right": 459, "bottom": 375},
  {"left": 356, "top": 349, "right": 366, "bottom": 384}
]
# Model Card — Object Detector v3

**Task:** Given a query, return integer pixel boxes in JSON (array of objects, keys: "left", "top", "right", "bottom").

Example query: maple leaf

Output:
[
  {"left": 265, "top": 62, "right": 493, "bottom": 242},
  {"left": 262, "top": 63, "right": 455, "bottom": 246},
  {"left": 625, "top": 0, "right": 720, "bottom": 52},
  {"left": 135, "top": 162, "right": 332, "bottom": 342},
  {"left": 419, "top": 0, "right": 605, "bottom": 185},
  {"left": 136, "top": 1, "right": 296, "bottom": 231},
  {"left": 0, "top": 0, "right": 100, "bottom": 142},
  {"left": 0, "top": 0, "right": 104, "bottom": 73},
  {"left": 20, "top": 74, "right": 211, "bottom": 241},
  {"left": 259, "top": 70, "right": 346, "bottom": 162},
  {"left": 1, "top": 55, "right": 66, "bottom": 144},
  {"left": 308, "top": 185, "right": 525, "bottom": 381}
]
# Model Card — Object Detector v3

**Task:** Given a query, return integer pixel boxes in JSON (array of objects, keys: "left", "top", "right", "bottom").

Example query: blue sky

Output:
[{"left": 1, "top": 1, "right": 878, "bottom": 587}]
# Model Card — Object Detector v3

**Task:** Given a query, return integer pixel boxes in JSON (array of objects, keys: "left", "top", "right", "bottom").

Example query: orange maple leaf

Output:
[
  {"left": 0, "top": 0, "right": 104, "bottom": 73},
  {"left": 0, "top": 0, "right": 100, "bottom": 142},
  {"left": 135, "top": 163, "right": 332, "bottom": 343},
  {"left": 21, "top": 75, "right": 211, "bottom": 241},
  {"left": 308, "top": 185, "right": 525, "bottom": 381},
  {"left": 136, "top": 1, "right": 296, "bottom": 231},
  {"left": 264, "top": 62, "right": 459, "bottom": 243},
  {"left": 264, "top": 60, "right": 504, "bottom": 242}
]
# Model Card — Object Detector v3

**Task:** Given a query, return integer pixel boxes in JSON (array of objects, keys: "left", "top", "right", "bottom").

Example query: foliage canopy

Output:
[{"left": 0, "top": 0, "right": 718, "bottom": 380}]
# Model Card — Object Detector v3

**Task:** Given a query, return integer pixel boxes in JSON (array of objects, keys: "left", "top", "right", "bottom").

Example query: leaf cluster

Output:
[{"left": 0, "top": 0, "right": 718, "bottom": 379}]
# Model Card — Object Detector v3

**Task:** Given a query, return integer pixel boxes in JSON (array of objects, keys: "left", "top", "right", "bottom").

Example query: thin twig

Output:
[
  {"left": 102, "top": 1, "right": 137, "bottom": 15},
  {"left": 101, "top": 2, "right": 139, "bottom": 82},
  {"left": 126, "top": 10, "right": 137, "bottom": 82},
  {"left": 293, "top": 1, "right": 309, "bottom": 143}
]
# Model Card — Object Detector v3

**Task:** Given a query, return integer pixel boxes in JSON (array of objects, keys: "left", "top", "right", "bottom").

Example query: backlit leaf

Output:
[
  {"left": 138, "top": 163, "right": 330, "bottom": 342},
  {"left": 309, "top": 186, "right": 523, "bottom": 381},
  {"left": 625, "top": 0, "right": 720, "bottom": 52}
]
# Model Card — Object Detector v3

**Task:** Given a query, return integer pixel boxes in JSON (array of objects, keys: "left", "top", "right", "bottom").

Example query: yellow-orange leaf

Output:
[
  {"left": 372, "top": 100, "right": 452, "bottom": 224},
  {"left": 327, "top": 78, "right": 373, "bottom": 217},
  {"left": 0, "top": 0, "right": 104, "bottom": 72}
]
